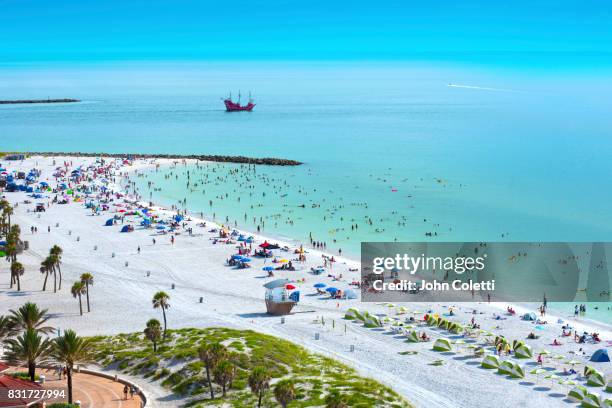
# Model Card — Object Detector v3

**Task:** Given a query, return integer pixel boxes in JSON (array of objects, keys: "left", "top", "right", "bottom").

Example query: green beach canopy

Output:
[
  {"left": 581, "top": 393, "right": 601, "bottom": 408},
  {"left": 498, "top": 360, "right": 515, "bottom": 376},
  {"left": 567, "top": 386, "right": 587, "bottom": 402},
  {"left": 363, "top": 314, "right": 382, "bottom": 328},
  {"left": 481, "top": 355, "right": 500, "bottom": 369},
  {"left": 606, "top": 379, "right": 612, "bottom": 393},
  {"left": 406, "top": 330, "right": 420, "bottom": 343},
  {"left": 426, "top": 315, "right": 438, "bottom": 326},
  {"left": 586, "top": 370, "right": 605, "bottom": 387},
  {"left": 432, "top": 338, "right": 452, "bottom": 352},
  {"left": 514, "top": 344, "right": 533, "bottom": 359},
  {"left": 448, "top": 322, "right": 464, "bottom": 334},
  {"left": 509, "top": 362, "right": 525, "bottom": 379},
  {"left": 344, "top": 307, "right": 361, "bottom": 320}
]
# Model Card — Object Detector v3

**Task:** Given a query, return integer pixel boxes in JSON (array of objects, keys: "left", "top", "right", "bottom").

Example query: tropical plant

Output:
[
  {"left": 8, "top": 302, "right": 54, "bottom": 334},
  {"left": 10, "top": 261, "right": 25, "bottom": 291},
  {"left": 213, "top": 360, "right": 236, "bottom": 397},
  {"left": 4, "top": 328, "right": 53, "bottom": 381},
  {"left": 0, "top": 315, "right": 15, "bottom": 341},
  {"left": 71, "top": 281, "right": 86, "bottom": 316},
  {"left": 248, "top": 366, "right": 271, "bottom": 408},
  {"left": 50, "top": 245, "right": 63, "bottom": 291},
  {"left": 198, "top": 342, "right": 227, "bottom": 399},
  {"left": 274, "top": 379, "right": 296, "bottom": 408},
  {"left": 80, "top": 273, "right": 94, "bottom": 312},
  {"left": 40, "top": 256, "right": 54, "bottom": 291},
  {"left": 152, "top": 291, "right": 170, "bottom": 336},
  {"left": 50, "top": 329, "right": 96, "bottom": 404},
  {"left": 143, "top": 319, "right": 162, "bottom": 352},
  {"left": 325, "top": 389, "right": 348, "bottom": 408}
]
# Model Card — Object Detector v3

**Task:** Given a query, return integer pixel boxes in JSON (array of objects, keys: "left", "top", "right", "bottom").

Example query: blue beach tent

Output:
[
  {"left": 590, "top": 349, "right": 610, "bottom": 362},
  {"left": 120, "top": 225, "right": 131, "bottom": 233},
  {"left": 105, "top": 219, "right": 114, "bottom": 226},
  {"left": 289, "top": 291, "right": 300, "bottom": 302},
  {"left": 522, "top": 312, "right": 537, "bottom": 321}
]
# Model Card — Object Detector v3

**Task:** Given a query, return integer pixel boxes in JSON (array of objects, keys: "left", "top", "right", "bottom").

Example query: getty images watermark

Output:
[{"left": 361, "top": 242, "right": 612, "bottom": 302}]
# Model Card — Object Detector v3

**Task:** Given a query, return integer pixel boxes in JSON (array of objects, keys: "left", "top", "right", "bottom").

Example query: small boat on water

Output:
[
  {"left": 224, "top": 91, "right": 255, "bottom": 112},
  {"left": 263, "top": 279, "right": 299, "bottom": 315}
]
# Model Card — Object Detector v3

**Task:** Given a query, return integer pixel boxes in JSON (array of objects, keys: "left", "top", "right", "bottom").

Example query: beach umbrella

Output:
[
  {"left": 558, "top": 379, "right": 576, "bottom": 389},
  {"left": 313, "top": 283, "right": 326, "bottom": 288},
  {"left": 232, "top": 254, "right": 244, "bottom": 259},
  {"left": 326, "top": 287, "right": 338, "bottom": 293},
  {"left": 262, "top": 266, "right": 274, "bottom": 271},
  {"left": 386, "top": 303, "right": 396, "bottom": 308},
  {"left": 538, "top": 349, "right": 551, "bottom": 356},
  {"left": 240, "top": 258, "right": 252, "bottom": 262},
  {"left": 566, "top": 359, "right": 581, "bottom": 366},
  {"left": 279, "top": 259, "right": 288, "bottom": 263},
  {"left": 530, "top": 368, "right": 546, "bottom": 382},
  {"left": 259, "top": 242, "right": 270, "bottom": 248},
  {"left": 285, "top": 284, "right": 296, "bottom": 290},
  {"left": 545, "top": 373, "right": 560, "bottom": 386}
]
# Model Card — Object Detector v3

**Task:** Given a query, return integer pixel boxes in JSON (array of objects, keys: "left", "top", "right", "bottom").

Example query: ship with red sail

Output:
[{"left": 223, "top": 91, "right": 255, "bottom": 112}]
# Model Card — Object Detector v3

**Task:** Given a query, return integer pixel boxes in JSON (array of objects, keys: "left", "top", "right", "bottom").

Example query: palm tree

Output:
[
  {"left": 50, "top": 329, "right": 96, "bottom": 404},
  {"left": 9, "top": 302, "right": 54, "bottom": 334},
  {"left": 80, "top": 273, "right": 94, "bottom": 312},
  {"left": 152, "top": 291, "right": 170, "bottom": 337},
  {"left": 50, "top": 245, "right": 63, "bottom": 291},
  {"left": 198, "top": 342, "right": 227, "bottom": 399},
  {"left": 248, "top": 366, "right": 271, "bottom": 408},
  {"left": 10, "top": 261, "right": 25, "bottom": 291},
  {"left": 49, "top": 254, "right": 59, "bottom": 293},
  {"left": 325, "top": 390, "right": 348, "bottom": 408},
  {"left": 71, "top": 281, "right": 86, "bottom": 316},
  {"left": 2, "top": 203, "right": 13, "bottom": 233},
  {"left": 4, "top": 328, "right": 53, "bottom": 381},
  {"left": 274, "top": 379, "right": 296, "bottom": 408},
  {"left": 143, "top": 319, "right": 162, "bottom": 352},
  {"left": 213, "top": 360, "right": 236, "bottom": 397},
  {"left": 0, "top": 315, "right": 15, "bottom": 341},
  {"left": 40, "top": 256, "right": 53, "bottom": 291}
]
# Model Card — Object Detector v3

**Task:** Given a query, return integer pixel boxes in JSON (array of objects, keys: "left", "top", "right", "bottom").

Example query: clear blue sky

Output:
[{"left": 2, "top": 0, "right": 611, "bottom": 66}]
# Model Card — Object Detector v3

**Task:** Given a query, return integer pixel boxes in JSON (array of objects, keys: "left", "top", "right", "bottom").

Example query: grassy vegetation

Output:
[{"left": 89, "top": 327, "right": 411, "bottom": 407}]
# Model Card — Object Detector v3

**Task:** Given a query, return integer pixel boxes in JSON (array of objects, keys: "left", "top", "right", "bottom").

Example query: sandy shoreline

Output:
[{"left": 1, "top": 155, "right": 610, "bottom": 408}]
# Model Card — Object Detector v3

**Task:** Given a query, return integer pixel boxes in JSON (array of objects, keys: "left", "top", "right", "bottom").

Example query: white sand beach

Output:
[{"left": 1, "top": 155, "right": 610, "bottom": 408}]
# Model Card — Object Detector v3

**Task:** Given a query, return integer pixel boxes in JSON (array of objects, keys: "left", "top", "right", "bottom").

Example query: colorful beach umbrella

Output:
[{"left": 285, "top": 284, "right": 296, "bottom": 290}]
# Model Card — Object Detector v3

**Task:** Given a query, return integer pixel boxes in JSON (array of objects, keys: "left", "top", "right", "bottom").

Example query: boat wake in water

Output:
[{"left": 447, "top": 83, "right": 521, "bottom": 92}]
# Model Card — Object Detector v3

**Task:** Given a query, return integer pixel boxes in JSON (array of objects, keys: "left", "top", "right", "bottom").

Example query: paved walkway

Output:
[{"left": 11, "top": 368, "right": 143, "bottom": 407}]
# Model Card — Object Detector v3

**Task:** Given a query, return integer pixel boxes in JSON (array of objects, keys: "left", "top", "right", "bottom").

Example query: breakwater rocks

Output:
[
  {"left": 0, "top": 98, "right": 80, "bottom": 104},
  {"left": 18, "top": 152, "right": 303, "bottom": 166}
]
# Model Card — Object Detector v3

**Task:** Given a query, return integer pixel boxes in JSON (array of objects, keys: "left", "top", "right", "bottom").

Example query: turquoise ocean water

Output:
[{"left": 1, "top": 63, "right": 611, "bottom": 322}]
